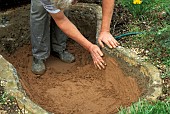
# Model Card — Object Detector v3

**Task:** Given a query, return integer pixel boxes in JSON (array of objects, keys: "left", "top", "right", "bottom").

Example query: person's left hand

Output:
[{"left": 98, "top": 31, "right": 119, "bottom": 48}]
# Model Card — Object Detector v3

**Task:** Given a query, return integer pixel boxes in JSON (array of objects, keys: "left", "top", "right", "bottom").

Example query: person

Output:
[{"left": 30, "top": 0, "right": 119, "bottom": 75}]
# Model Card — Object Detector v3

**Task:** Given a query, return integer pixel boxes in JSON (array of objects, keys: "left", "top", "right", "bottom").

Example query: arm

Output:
[
  {"left": 50, "top": 11, "right": 91, "bottom": 51},
  {"left": 50, "top": 11, "right": 106, "bottom": 69},
  {"left": 98, "top": 0, "right": 119, "bottom": 48},
  {"left": 101, "top": 0, "right": 114, "bottom": 32}
]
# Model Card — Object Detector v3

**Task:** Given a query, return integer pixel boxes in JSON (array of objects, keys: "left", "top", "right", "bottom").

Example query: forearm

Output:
[
  {"left": 101, "top": 0, "right": 115, "bottom": 32},
  {"left": 50, "top": 12, "right": 93, "bottom": 51},
  {"left": 50, "top": 9, "right": 105, "bottom": 69}
]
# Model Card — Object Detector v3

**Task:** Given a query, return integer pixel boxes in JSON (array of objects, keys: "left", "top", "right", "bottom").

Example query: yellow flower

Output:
[{"left": 133, "top": 0, "right": 142, "bottom": 4}]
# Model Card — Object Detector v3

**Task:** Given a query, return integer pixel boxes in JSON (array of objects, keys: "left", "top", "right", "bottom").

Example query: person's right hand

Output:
[{"left": 89, "top": 44, "right": 106, "bottom": 70}]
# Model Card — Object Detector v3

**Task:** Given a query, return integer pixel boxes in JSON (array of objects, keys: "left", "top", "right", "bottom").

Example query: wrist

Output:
[
  {"left": 99, "top": 31, "right": 111, "bottom": 36},
  {"left": 100, "top": 29, "right": 110, "bottom": 33},
  {"left": 87, "top": 44, "right": 94, "bottom": 52},
  {"left": 101, "top": 23, "right": 111, "bottom": 33}
]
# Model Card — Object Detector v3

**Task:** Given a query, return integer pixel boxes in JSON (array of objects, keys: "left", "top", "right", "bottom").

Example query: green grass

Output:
[
  {"left": 116, "top": 1, "right": 170, "bottom": 112},
  {"left": 126, "top": 24, "right": 170, "bottom": 78},
  {"left": 119, "top": 99, "right": 170, "bottom": 114},
  {"left": 117, "top": 0, "right": 170, "bottom": 78},
  {"left": 118, "top": 0, "right": 170, "bottom": 20},
  {"left": 120, "top": 24, "right": 170, "bottom": 78},
  {"left": 0, "top": 84, "right": 22, "bottom": 113}
]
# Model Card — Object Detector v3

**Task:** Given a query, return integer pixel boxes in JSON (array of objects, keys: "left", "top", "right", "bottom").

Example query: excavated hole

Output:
[
  {"left": 4, "top": 43, "right": 149, "bottom": 114},
  {"left": 0, "top": 4, "right": 151, "bottom": 114}
]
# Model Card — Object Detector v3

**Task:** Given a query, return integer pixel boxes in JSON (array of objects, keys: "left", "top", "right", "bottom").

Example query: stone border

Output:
[
  {"left": 103, "top": 47, "right": 162, "bottom": 101},
  {"left": 0, "top": 3, "right": 162, "bottom": 114},
  {"left": 0, "top": 55, "right": 51, "bottom": 114},
  {"left": 84, "top": 2, "right": 162, "bottom": 101}
]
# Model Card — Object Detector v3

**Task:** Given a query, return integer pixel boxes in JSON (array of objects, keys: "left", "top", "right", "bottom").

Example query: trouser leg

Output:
[
  {"left": 30, "top": 0, "right": 50, "bottom": 60},
  {"left": 50, "top": 11, "right": 69, "bottom": 52}
]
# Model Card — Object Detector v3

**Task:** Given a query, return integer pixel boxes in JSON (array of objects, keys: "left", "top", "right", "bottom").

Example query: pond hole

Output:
[{"left": 2, "top": 41, "right": 146, "bottom": 114}]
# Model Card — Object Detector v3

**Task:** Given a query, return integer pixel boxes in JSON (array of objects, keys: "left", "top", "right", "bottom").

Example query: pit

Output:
[{"left": 0, "top": 3, "right": 162, "bottom": 114}]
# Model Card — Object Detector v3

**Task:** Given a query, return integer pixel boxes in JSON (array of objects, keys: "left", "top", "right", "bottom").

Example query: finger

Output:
[
  {"left": 94, "top": 62, "right": 98, "bottom": 69},
  {"left": 105, "top": 41, "right": 112, "bottom": 48},
  {"left": 113, "top": 38, "right": 120, "bottom": 45},
  {"left": 98, "top": 40, "right": 104, "bottom": 48},
  {"left": 101, "top": 39, "right": 112, "bottom": 49},
  {"left": 109, "top": 40, "right": 116, "bottom": 48},
  {"left": 96, "top": 63, "right": 102, "bottom": 70},
  {"left": 99, "top": 62, "right": 106, "bottom": 69},
  {"left": 111, "top": 39, "right": 119, "bottom": 47},
  {"left": 101, "top": 59, "right": 107, "bottom": 66},
  {"left": 117, "top": 41, "right": 120, "bottom": 45},
  {"left": 94, "top": 59, "right": 102, "bottom": 70},
  {"left": 96, "top": 55, "right": 106, "bottom": 66},
  {"left": 113, "top": 40, "right": 119, "bottom": 46},
  {"left": 97, "top": 49, "right": 104, "bottom": 57},
  {"left": 95, "top": 57, "right": 106, "bottom": 69}
]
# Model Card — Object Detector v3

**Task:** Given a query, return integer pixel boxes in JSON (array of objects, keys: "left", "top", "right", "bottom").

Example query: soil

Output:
[
  {"left": 0, "top": 4, "right": 30, "bottom": 53},
  {"left": 2, "top": 41, "right": 143, "bottom": 114}
]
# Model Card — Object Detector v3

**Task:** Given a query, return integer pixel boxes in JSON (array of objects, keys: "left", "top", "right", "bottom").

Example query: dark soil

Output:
[{"left": 0, "top": 0, "right": 30, "bottom": 11}]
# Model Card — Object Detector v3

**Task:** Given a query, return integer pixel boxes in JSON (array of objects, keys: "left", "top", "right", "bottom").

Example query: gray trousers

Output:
[{"left": 30, "top": 0, "right": 68, "bottom": 60}]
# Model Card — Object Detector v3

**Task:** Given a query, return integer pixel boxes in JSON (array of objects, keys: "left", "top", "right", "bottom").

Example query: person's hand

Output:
[
  {"left": 98, "top": 31, "right": 119, "bottom": 48},
  {"left": 89, "top": 44, "right": 106, "bottom": 70}
]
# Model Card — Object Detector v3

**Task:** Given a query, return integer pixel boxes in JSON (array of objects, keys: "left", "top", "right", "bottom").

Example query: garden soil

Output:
[
  {"left": 1, "top": 4, "right": 144, "bottom": 114},
  {"left": 2, "top": 42, "right": 143, "bottom": 114}
]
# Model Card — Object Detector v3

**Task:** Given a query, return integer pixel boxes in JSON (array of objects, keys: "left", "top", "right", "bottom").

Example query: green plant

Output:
[
  {"left": 154, "top": 0, "right": 170, "bottom": 11},
  {"left": 0, "top": 83, "right": 23, "bottom": 113},
  {"left": 157, "top": 26, "right": 170, "bottom": 67},
  {"left": 118, "top": 0, "right": 170, "bottom": 20},
  {"left": 118, "top": 0, "right": 156, "bottom": 19},
  {"left": 119, "top": 99, "right": 170, "bottom": 114}
]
